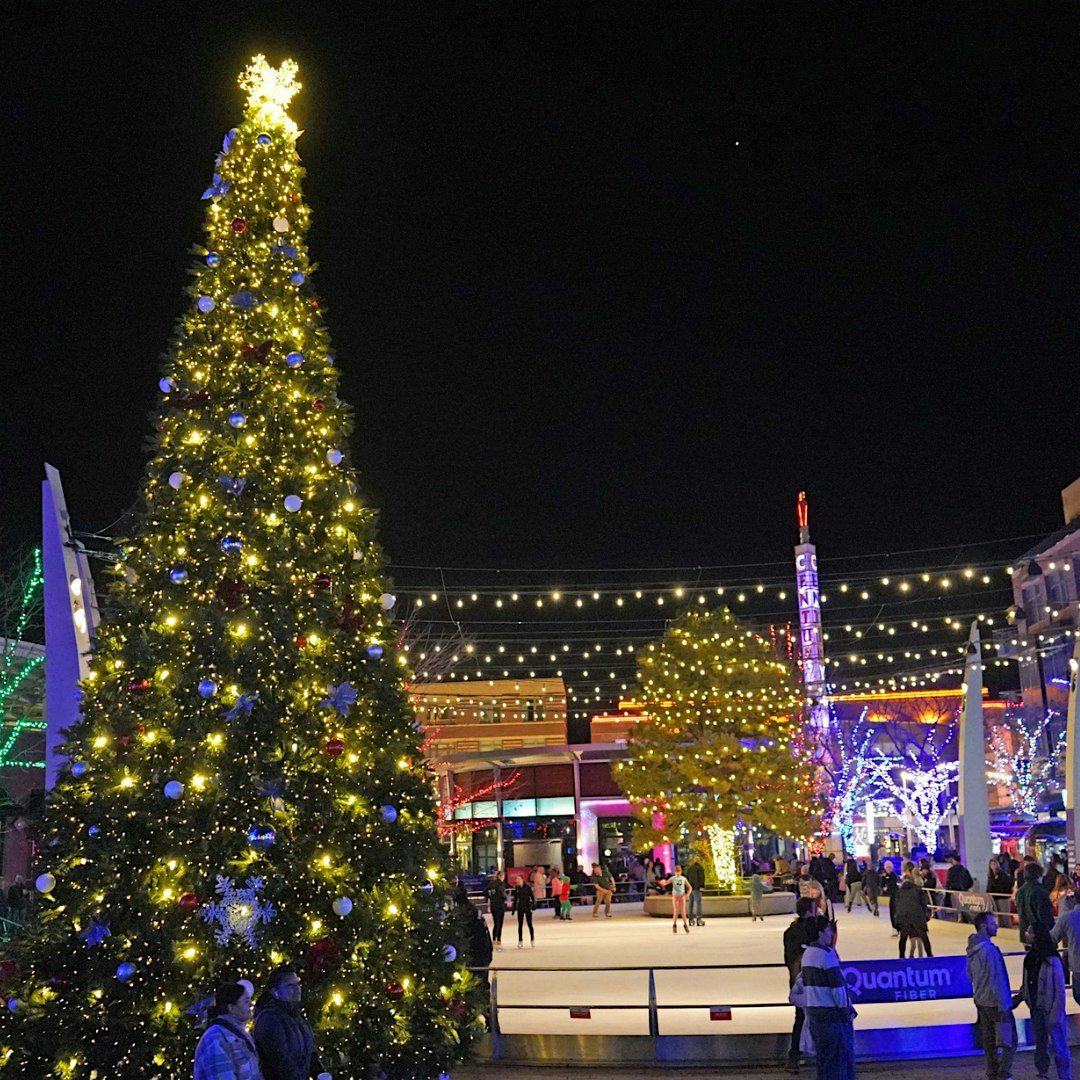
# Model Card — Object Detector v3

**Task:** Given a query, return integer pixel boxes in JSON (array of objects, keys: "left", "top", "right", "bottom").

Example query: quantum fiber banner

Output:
[{"left": 840, "top": 955, "right": 972, "bottom": 1004}]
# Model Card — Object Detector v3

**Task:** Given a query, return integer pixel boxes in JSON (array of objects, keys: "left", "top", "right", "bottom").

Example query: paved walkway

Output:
[{"left": 456, "top": 1055, "right": 1003, "bottom": 1079}]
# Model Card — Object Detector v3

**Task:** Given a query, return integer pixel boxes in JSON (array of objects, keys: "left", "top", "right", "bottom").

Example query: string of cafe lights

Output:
[{"left": 388, "top": 536, "right": 1076, "bottom": 719}]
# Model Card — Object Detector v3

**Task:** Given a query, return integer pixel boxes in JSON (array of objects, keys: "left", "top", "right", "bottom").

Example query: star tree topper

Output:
[{"left": 239, "top": 54, "right": 301, "bottom": 133}]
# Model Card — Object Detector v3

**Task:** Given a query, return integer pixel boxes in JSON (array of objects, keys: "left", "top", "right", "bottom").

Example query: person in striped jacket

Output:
[{"left": 800, "top": 915, "right": 856, "bottom": 1080}]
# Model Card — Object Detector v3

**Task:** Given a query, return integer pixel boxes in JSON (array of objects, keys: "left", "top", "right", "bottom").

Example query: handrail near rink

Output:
[{"left": 464, "top": 953, "right": 1075, "bottom": 1067}]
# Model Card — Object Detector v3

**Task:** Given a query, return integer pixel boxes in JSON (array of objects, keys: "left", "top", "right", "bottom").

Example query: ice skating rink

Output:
[{"left": 485, "top": 900, "right": 1068, "bottom": 1037}]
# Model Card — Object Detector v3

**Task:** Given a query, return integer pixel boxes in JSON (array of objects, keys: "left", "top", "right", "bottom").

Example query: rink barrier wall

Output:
[{"left": 468, "top": 956, "right": 1080, "bottom": 1066}]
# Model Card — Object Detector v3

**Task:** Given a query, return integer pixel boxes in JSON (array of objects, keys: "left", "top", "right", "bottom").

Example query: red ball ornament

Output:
[
  {"left": 295, "top": 635, "right": 308, "bottom": 649},
  {"left": 178, "top": 892, "right": 199, "bottom": 911},
  {"left": 309, "top": 299, "right": 320, "bottom": 309},
  {"left": 324, "top": 738, "right": 345, "bottom": 758},
  {"left": 385, "top": 980, "right": 405, "bottom": 1001},
  {"left": 312, "top": 399, "right": 325, "bottom": 412},
  {"left": 231, "top": 217, "right": 248, "bottom": 234},
  {"left": 314, "top": 573, "right": 332, "bottom": 589},
  {"left": 128, "top": 678, "right": 151, "bottom": 695}
]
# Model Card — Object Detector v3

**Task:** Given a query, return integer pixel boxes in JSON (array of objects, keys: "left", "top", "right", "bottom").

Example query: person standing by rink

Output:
[
  {"left": 782, "top": 897, "right": 818, "bottom": 1074},
  {"left": 558, "top": 871, "right": 573, "bottom": 920},
  {"left": 895, "top": 862, "right": 933, "bottom": 958},
  {"left": 843, "top": 855, "right": 864, "bottom": 913},
  {"left": 966, "top": 911, "right": 1016, "bottom": 1080},
  {"left": 511, "top": 876, "right": 535, "bottom": 948},
  {"left": 658, "top": 864, "right": 693, "bottom": 934},
  {"left": 799, "top": 916, "right": 856, "bottom": 1080},
  {"left": 1020, "top": 925, "right": 1071, "bottom": 1080},
  {"left": 685, "top": 854, "right": 706, "bottom": 926}
]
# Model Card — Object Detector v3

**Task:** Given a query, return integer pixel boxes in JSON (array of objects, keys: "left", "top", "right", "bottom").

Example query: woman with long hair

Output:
[
  {"left": 1050, "top": 873, "right": 1076, "bottom": 916},
  {"left": 193, "top": 981, "right": 262, "bottom": 1080}
]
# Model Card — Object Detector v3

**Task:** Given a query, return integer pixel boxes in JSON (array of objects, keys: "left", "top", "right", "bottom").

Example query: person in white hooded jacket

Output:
[{"left": 965, "top": 911, "right": 1015, "bottom": 1080}]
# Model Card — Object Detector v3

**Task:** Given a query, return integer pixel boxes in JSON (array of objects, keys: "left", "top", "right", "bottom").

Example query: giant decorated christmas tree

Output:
[{"left": 1, "top": 57, "right": 480, "bottom": 1079}]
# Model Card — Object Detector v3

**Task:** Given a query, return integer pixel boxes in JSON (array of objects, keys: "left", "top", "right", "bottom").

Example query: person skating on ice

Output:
[{"left": 657, "top": 864, "right": 693, "bottom": 933}]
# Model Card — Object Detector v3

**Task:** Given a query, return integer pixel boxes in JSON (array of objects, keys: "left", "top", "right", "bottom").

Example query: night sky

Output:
[{"left": 5, "top": 7, "right": 1077, "bottom": 588}]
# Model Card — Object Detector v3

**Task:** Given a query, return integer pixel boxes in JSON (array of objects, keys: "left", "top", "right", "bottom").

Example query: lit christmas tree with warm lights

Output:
[
  {"left": 617, "top": 608, "right": 815, "bottom": 891},
  {"left": 0, "top": 57, "right": 481, "bottom": 1079}
]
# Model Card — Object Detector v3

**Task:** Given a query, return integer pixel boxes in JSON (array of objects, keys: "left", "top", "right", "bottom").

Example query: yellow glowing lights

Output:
[
  {"left": 386, "top": 902, "right": 400, "bottom": 917},
  {"left": 191, "top": 773, "right": 207, "bottom": 791},
  {"left": 239, "top": 54, "right": 301, "bottom": 132}
]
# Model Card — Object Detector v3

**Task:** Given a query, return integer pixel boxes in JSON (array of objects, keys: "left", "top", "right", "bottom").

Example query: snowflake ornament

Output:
[{"left": 200, "top": 875, "right": 275, "bottom": 948}]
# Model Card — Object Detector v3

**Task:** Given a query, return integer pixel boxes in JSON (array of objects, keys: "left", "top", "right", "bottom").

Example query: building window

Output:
[
  {"left": 1046, "top": 571, "right": 1068, "bottom": 607},
  {"left": 526, "top": 700, "right": 535, "bottom": 723},
  {"left": 1023, "top": 581, "right": 1047, "bottom": 622}
]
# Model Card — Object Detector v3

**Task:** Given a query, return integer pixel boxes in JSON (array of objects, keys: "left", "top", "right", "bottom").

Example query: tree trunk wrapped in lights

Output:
[
  {"left": 617, "top": 607, "right": 816, "bottom": 893},
  {"left": 0, "top": 57, "right": 482, "bottom": 1080}
]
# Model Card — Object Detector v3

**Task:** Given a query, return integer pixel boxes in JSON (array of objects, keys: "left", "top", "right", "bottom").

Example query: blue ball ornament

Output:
[
  {"left": 380, "top": 804, "right": 398, "bottom": 824},
  {"left": 88, "top": 825, "right": 101, "bottom": 838},
  {"left": 197, "top": 296, "right": 215, "bottom": 313},
  {"left": 159, "top": 377, "right": 174, "bottom": 393},
  {"left": 257, "top": 133, "right": 271, "bottom": 145},
  {"left": 169, "top": 568, "right": 188, "bottom": 584},
  {"left": 7, "top": 999, "right": 19, "bottom": 1013},
  {"left": 206, "top": 252, "right": 220, "bottom": 267},
  {"left": 228, "top": 412, "right": 247, "bottom": 428},
  {"left": 164, "top": 780, "right": 184, "bottom": 800},
  {"left": 198, "top": 678, "right": 217, "bottom": 699},
  {"left": 290, "top": 272, "right": 305, "bottom": 285},
  {"left": 286, "top": 351, "right": 304, "bottom": 368},
  {"left": 326, "top": 449, "right": 343, "bottom": 466},
  {"left": 247, "top": 825, "right": 276, "bottom": 851},
  {"left": 366, "top": 644, "right": 384, "bottom": 661},
  {"left": 221, "top": 536, "right": 242, "bottom": 554},
  {"left": 115, "top": 963, "right": 136, "bottom": 983},
  {"left": 421, "top": 881, "right": 434, "bottom": 893},
  {"left": 71, "top": 761, "right": 88, "bottom": 779},
  {"left": 326, "top": 354, "right": 335, "bottom": 366}
]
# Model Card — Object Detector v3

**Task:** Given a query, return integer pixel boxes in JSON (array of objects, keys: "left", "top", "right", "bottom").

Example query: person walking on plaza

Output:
[
  {"left": 512, "top": 877, "right": 536, "bottom": 948},
  {"left": 946, "top": 854, "right": 974, "bottom": 921},
  {"left": 590, "top": 863, "right": 615, "bottom": 918},
  {"left": 783, "top": 897, "right": 818, "bottom": 1074},
  {"left": 252, "top": 968, "right": 327, "bottom": 1080},
  {"left": 1021, "top": 925, "right": 1071, "bottom": 1080},
  {"left": 485, "top": 869, "right": 507, "bottom": 949},
  {"left": 1017, "top": 861, "right": 1056, "bottom": 942},
  {"left": 895, "top": 862, "right": 933, "bottom": 959},
  {"left": 194, "top": 981, "right": 263, "bottom": 1080},
  {"left": 799, "top": 915, "right": 856, "bottom": 1080},
  {"left": 861, "top": 862, "right": 881, "bottom": 917},
  {"left": 1043, "top": 855, "right": 1065, "bottom": 893},
  {"left": 986, "top": 858, "right": 1014, "bottom": 922},
  {"left": 880, "top": 859, "right": 900, "bottom": 936},
  {"left": 685, "top": 854, "right": 706, "bottom": 926},
  {"left": 966, "top": 911, "right": 1016, "bottom": 1080},
  {"left": 1051, "top": 898, "right": 1080, "bottom": 1006},
  {"left": 658, "top": 864, "right": 693, "bottom": 934}
]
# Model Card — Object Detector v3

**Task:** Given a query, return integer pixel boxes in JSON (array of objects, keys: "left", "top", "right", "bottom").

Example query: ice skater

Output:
[
  {"left": 658, "top": 864, "right": 693, "bottom": 933},
  {"left": 511, "top": 877, "right": 535, "bottom": 948}
]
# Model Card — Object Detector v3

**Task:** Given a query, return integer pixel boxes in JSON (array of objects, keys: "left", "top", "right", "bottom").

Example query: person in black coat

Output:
[
  {"left": 894, "top": 863, "right": 933, "bottom": 959},
  {"left": 511, "top": 879, "right": 535, "bottom": 948},
  {"left": 485, "top": 869, "right": 507, "bottom": 950},
  {"left": 880, "top": 860, "right": 900, "bottom": 935},
  {"left": 782, "top": 897, "right": 818, "bottom": 1072},
  {"left": 252, "top": 968, "right": 325, "bottom": 1080}
]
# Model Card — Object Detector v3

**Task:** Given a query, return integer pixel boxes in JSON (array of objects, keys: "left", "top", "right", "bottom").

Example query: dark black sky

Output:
[{"left": 5, "top": 5, "right": 1078, "bottom": 573}]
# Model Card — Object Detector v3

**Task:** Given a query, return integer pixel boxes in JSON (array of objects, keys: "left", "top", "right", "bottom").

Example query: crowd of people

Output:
[{"left": 781, "top": 847, "right": 1078, "bottom": 1080}]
